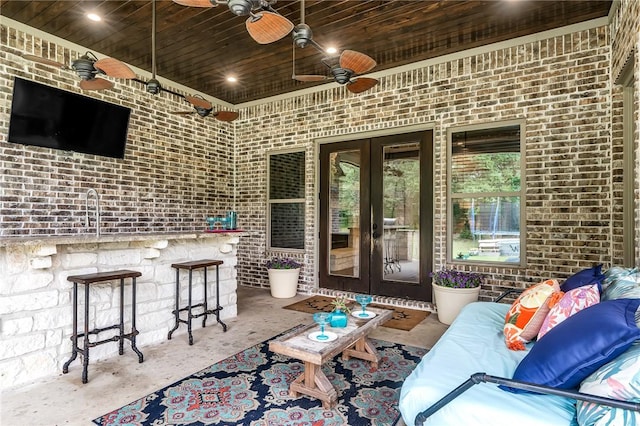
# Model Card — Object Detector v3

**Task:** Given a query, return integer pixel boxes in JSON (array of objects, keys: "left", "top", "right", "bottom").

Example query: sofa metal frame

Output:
[{"left": 414, "top": 288, "right": 640, "bottom": 426}]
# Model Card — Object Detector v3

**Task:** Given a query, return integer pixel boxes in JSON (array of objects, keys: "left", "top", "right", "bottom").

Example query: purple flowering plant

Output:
[
  {"left": 266, "top": 257, "right": 302, "bottom": 270},
  {"left": 431, "top": 269, "right": 483, "bottom": 289}
]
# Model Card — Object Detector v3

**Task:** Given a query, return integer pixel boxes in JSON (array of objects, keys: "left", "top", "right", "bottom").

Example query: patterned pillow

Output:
[
  {"left": 504, "top": 279, "right": 562, "bottom": 351},
  {"left": 576, "top": 342, "right": 640, "bottom": 425},
  {"left": 602, "top": 266, "right": 639, "bottom": 292},
  {"left": 537, "top": 284, "right": 600, "bottom": 340},
  {"left": 602, "top": 271, "right": 640, "bottom": 301}
]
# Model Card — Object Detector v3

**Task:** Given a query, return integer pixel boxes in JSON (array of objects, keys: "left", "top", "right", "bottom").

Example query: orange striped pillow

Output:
[{"left": 504, "top": 279, "right": 563, "bottom": 351}]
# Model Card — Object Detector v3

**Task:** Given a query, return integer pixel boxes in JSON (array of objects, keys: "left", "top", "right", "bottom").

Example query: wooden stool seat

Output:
[
  {"left": 168, "top": 259, "right": 227, "bottom": 345},
  {"left": 63, "top": 269, "right": 143, "bottom": 383}
]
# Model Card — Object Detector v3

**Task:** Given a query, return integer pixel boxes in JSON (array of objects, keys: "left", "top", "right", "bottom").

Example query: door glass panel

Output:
[
  {"left": 382, "top": 143, "right": 420, "bottom": 283},
  {"left": 328, "top": 150, "right": 360, "bottom": 277}
]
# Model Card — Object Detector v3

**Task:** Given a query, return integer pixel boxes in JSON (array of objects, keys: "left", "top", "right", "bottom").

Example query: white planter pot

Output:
[
  {"left": 432, "top": 283, "right": 481, "bottom": 325},
  {"left": 268, "top": 268, "right": 300, "bottom": 298}
]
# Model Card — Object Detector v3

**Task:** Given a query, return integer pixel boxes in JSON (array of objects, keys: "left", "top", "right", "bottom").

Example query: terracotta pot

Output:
[
  {"left": 268, "top": 268, "right": 300, "bottom": 298},
  {"left": 432, "top": 283, "right": 481, "bottom": 325}
]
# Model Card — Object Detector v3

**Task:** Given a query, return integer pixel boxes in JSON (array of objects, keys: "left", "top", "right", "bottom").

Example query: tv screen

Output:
[{"left": 8, "top": 77, "right": 131, "bottom": 159}]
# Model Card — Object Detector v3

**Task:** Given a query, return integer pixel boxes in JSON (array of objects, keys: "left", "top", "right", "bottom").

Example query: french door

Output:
[{"left": 318, "top": 130, "right": 433, "bottom": 301}]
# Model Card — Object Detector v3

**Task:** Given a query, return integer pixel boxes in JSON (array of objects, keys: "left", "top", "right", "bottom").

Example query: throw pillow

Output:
[
  {"left": 504, "top": 279, "right": 562, "bottom": 351},
  {"left": 561, "top": 264, "right": 605, "bottom": 293},
  {"left": 537, "top": 284, "right": 600, "bottom": 340},
  {"left": 503, "top": 298, "right": 640, "bottom": 393},
  {"left": 602, "top": 266, "right": 639, "bottom": 292},
  {"left": 602, "top": 271, "right": 640, "bottom": 301},
  {"left": 576, "top": 342, "right": 640, "bottom": 426}
]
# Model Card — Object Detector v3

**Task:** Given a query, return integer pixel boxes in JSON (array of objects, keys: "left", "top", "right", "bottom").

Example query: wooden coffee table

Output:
[{"left": 269, "top": 306, "right": 393, "bottom": 409}]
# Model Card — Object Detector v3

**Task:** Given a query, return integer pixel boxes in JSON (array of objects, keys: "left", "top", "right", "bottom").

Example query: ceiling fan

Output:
[
  {"left": 133, "top": 0, "right": 238, "bottom": 122},
  {"left": 21, "top": 51, "right": 135, "bottom": 91},
  {"left": 291, "top": 0, "right": 379, "bottom": 94},
  {"left": 171, "top": 95, "right": 240, "bottom": 122},
  {"left": 172, "top": 0, "right": 294, "bottom": 44}
]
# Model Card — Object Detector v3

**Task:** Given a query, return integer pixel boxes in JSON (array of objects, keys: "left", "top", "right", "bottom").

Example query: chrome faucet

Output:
[{"left": 85, "top": 188, "right": 101, "bottom": 237}]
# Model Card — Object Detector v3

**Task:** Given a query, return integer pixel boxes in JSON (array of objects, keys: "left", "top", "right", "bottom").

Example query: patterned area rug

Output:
[
  {"left": 92, "top": 326, "right": 426, "bottom": 426},
  {"left": 283, "top": 295, "right": 430, "bottom": 331}
]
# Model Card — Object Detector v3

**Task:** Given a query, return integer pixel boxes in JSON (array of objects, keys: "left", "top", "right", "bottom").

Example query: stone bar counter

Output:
[{"left": 0, "top": 232, "right": 243, "bottom": 389}]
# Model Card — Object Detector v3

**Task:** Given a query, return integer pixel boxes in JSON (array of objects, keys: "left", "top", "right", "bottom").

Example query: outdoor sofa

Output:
[{"left": 399, "top": 266, "right": 640, "bottom": 426}]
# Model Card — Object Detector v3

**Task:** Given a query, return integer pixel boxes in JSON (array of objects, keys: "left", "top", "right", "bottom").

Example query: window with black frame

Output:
[
  {"left": 448, "top": 122, "right": 525, "bottom": 264},
  {"left": 267, "top": 150, "right": 306, "bottom": 250}
]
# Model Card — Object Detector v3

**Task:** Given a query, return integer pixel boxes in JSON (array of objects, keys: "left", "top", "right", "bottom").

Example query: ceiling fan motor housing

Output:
[
  {"left": 293, "top": 23, "right": 313, "bottom": 48},
  {"left": 146, "top": 78, "right": 162, "bottom": 94},
  {"left": 331, "top": 67, "right": 353, "bottom": 85},
  {"left": 228, "top": 0, "right": 260, "bottom": 16},
  {"left": 72, "top": 56, "right": 97, "bottom": 80},
  {"left": 195, "top": 106, "right": 212, "bottom": 117}
]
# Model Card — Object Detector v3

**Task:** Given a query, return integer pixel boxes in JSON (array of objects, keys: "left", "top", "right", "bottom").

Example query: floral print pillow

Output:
[
  {"left": 504, "top": 279, "right": 562, "bottom": 351},
  {"left": 577, "top": 342, "right": 640, "bottom": 425},
  {"left": 537, "top": 284, "right": 600, "bottom": 340}
]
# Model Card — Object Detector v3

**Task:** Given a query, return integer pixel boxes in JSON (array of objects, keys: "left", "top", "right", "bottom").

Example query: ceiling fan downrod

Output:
[{"left": 147, "top": 0, "right": 162, "bottom": 94}]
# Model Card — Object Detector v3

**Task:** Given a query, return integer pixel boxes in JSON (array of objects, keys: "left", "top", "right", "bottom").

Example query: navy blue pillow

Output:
[
  {"left": 501, "top": 298, "right": 640, "bottom": 393},
  {"left": 561, "top": 264, "right": 605, "bottom": 293}
]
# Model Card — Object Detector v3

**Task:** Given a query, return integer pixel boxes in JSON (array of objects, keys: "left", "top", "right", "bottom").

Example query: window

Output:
[
  {"left": 267, "top": 150, "right": 305, "bottom": 250},
  {"left": 447, "top": 121, "right": 525, "bottom": 264}
]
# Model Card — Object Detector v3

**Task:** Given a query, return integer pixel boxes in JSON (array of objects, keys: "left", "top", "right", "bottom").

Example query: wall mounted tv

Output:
[{"left": 8, "top": 77, "right": 131, "bottom": 159}]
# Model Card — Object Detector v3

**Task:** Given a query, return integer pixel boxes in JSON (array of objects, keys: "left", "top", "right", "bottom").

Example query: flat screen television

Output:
[{"left": 8, "top": 77, "right": 131, "bottom": 159}]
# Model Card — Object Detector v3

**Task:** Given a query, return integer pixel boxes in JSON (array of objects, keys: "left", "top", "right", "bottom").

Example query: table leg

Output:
[
  {"left": 289, "top": 362, "right": 338, "bottom": 409},
  {"left": 342, "top": 337, "right": 381, "bottom": 368}
]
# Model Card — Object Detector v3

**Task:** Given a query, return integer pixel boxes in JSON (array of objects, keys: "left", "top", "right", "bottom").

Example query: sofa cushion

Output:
[
  {"left": 504, "top": 279, "right": 562, "bottom": 351},
  {"left": 602, "top": 271, "right": 640, "bottom": 301},
  {"left": 576, "top": 342, "right": 640, "bottom": 425},
  {"left": 504, "top": 298, "right": 640, "bottom": 393},
  {"left": 537, "top": 284, "right": 600, "bottom": 340},
  {"left": 561, "top": 264, "right": 604, "bottom": 293}
]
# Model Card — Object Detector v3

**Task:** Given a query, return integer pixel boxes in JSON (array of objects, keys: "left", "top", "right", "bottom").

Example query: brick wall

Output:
[
  {"left": 609, "top": 0, "right": 640, "bottom": 266},
  {"left": 0, "top": 24, "right": 235, "bottom": 237},
  {"left": 235, "top": 23, "right": 626, "bottom": 299}
]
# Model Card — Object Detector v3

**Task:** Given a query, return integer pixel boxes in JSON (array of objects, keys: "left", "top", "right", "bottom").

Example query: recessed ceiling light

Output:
[
  {"left": 87, "top": 13, "right": 102, "bottom": 22},
  {"left": 227, "top": 76, "right": 238, "bottom": 83},
  {"left": 326, "top": 47, "right": 338, "bottom": 54}
]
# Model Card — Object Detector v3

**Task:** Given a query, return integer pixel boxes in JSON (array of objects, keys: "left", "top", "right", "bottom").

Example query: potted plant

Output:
[
  {"left": 329, "top": 294, "right": 351, "bottom": 328},
  {"left": 431, "top": 268, "right": 484, "bottom": 325},
  {"left": 266, "top": 257, "right": 302, "bottom": 298}
]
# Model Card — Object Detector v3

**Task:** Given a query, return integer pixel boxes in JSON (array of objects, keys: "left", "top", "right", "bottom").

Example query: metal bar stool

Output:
[
  {"left": 63, "top": 269, "right": 144, "bottom": 384},
  {"left": 168, "top": 259, "right": 228, "bottom": 345}
]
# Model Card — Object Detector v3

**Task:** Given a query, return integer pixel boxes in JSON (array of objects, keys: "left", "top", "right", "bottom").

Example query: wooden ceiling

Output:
[{"left": 1, "top": 0, "right": 612, "bottom": 105}]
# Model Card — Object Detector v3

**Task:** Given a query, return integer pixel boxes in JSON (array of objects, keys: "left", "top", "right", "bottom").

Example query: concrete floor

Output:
[{"left": 0, "top": 286, "right": 448, "bottom": 426}]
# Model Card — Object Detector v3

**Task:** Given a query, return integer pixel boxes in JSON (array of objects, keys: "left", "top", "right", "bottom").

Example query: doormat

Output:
[
  {"left": 282, "top": 295, "right": 430, "bottom": 331},
  {"left": 93, "top": 326, "right": 427, "bottom": 426}
]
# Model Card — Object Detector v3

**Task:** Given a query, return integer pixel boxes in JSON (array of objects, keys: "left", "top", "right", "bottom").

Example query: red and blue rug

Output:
[{"left": 92, "top": 327, "right": 426, "bottom": 425}]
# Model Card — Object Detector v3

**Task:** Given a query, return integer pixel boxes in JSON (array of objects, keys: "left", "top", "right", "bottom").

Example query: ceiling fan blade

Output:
[
  {"left": 79, "top": 78, "right": 114, "bottom": 91},
  {"left": 184, "top": 95, "right": 213, "bottom": 110},
  {"left": 346, "top": 77, "right": 378, "bottom": 94},
  {"left": 172, "top": 0, "right": 215, "bottom": 7},
  {"left": 294, "top": 74, "right": 328, "bottom": 82},
  {"left": 246, "top": 11, "right": 294, "bottom": 44},
  {"left": 340, "top": 50, "right": 376, "bottom": 75},
  {"left": 94, "top": 58, "right": 136, "bottom": 79},
  {"left": 22, "top": 54, "right": 67, "bottom": 69},
  {"left": 171, "top": 111, "right": 196, "bottom": 115},
  {"left": 213, "top": 111, "right": 239, "bottom": 122}
]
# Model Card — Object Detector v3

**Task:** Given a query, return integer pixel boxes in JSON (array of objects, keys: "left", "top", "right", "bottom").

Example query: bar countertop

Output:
[{"left": 0, "top": 230, "right": 247, "bottom": 248}]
